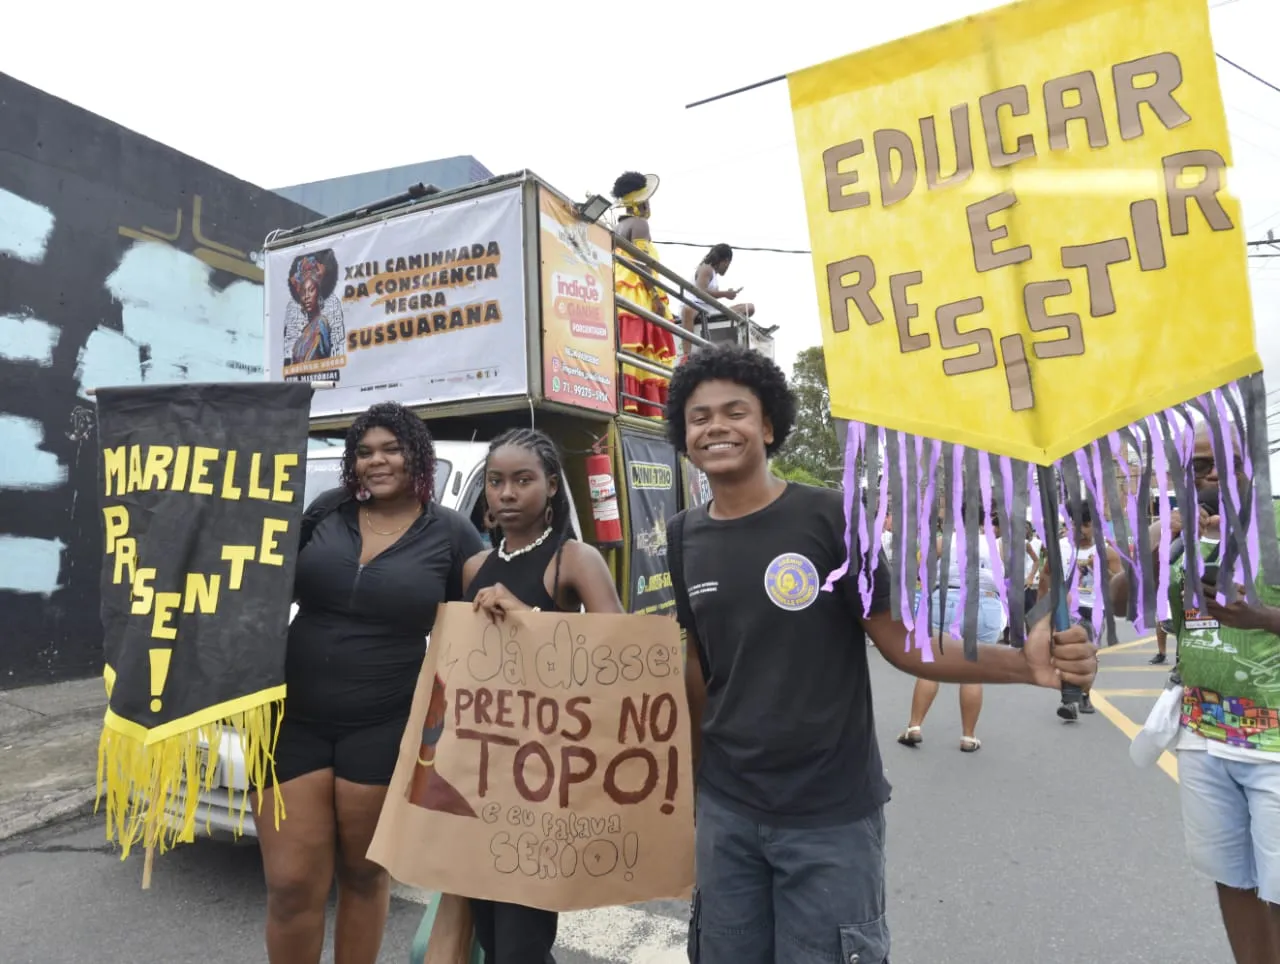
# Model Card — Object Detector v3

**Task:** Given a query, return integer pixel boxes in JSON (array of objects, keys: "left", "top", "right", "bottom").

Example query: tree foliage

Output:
[
  {"left": 772, "top": 462, "right": 826, "bottom": 487},
  {"left": 773, "top": 345, "right": 840, "bottom": 485}
]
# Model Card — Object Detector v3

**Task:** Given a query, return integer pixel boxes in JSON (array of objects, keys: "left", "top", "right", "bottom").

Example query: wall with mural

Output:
[{"left": 0, "top": 73, "right": 318, "bottom": 686}]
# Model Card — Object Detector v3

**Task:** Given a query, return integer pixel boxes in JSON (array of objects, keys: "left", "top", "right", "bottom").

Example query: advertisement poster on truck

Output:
[
  {"left": 537, "top": 188, "right": 617, "bottom": 414},
  {"left": 621, "top": 432, "right": 679, "bottom": 615},
  {"left": 265, "top": 188, "right": 527, "bottom": 417}
]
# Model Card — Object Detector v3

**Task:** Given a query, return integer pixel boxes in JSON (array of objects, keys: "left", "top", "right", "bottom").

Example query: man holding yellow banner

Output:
[{"left": 700, "top": 0, "right": 1280, "bottom": 959}]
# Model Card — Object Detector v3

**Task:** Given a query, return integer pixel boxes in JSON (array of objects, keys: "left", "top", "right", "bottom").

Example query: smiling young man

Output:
[{"left": 664, "top": 345, "right": 1097, "bottom": 964}]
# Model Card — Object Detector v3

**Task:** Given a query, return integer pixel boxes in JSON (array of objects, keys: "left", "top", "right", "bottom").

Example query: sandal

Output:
[
  {"left": 897, "top": 725, "right": 923, "bottom": 748},
  {"left": 960, "top": 736, "right": 982, "bottom": 753}
]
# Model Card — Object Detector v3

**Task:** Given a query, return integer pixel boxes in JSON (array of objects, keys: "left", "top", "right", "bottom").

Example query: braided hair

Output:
[
  {"left": 483, "top": 428, "right": 576, "bottom": 552},
  {"left": 340, "top": 402, "right": 437, "bottom": 504}
]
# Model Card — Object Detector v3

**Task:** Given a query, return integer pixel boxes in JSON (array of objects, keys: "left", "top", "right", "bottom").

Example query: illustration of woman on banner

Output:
[
  {"left": 284, "top": 249, "right": 345, "bottom": 366},
  {"left": 456, "top": 428, "right": 624, "bottom": 964},
  {"left": 255, "top": 402, "right": 483, "bottom": 964},
  {"left": 612, "top": 172, "right": 675, "bottom": 418}
]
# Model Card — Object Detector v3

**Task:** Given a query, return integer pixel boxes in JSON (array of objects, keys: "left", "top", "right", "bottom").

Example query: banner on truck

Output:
[
  {"left": 367, "top": 604, "right": 694, "bottom": 912},
  {"left": 621, "top": 432, "right": 679, "bottom": 616},
  {"left": 95, "top": 382, "right": 311, "bottom": 857},
  {"left": 265, "top": 189, "right": 528, "bottom": 417},
  {"left": 538, "top": 189, "right": 617, "bottom": 413}
]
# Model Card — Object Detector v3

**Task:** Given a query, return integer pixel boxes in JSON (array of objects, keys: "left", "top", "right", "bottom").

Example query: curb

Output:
[{"left": 0, "top": 787, "right": 99, "bottom": 842}]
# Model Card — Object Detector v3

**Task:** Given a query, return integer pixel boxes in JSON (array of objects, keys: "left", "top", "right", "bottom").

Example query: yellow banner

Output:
[{"left": 789, "top": 0, "right": 1259, "bottom": 464}]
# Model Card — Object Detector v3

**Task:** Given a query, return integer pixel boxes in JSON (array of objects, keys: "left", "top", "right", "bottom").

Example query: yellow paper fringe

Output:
[{"left": 95, "top": 700, "right": 286, "bottom": 859}]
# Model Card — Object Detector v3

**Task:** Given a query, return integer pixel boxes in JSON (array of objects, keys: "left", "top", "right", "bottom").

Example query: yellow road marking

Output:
[
  {"left": 1098, "top": 635, "right": 1156, "bottom": 655},
  {"left": 1092, "top": 688, "right": 1164, "bottom": 697},
  {"left": 1088, "top": 691, "right": 1179, "bottom": 784}
]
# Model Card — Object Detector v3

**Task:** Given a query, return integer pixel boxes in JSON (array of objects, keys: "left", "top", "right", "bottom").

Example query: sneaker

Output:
[
  {"left": 1057, "top": 702, "right": 1080, "bottom": 722},
  {"left": 1149, "top": 653, "right": 1167, "bottom": 665},
  {"left": 1081, "top": 694, "right": 1096, "bottom": 714}
]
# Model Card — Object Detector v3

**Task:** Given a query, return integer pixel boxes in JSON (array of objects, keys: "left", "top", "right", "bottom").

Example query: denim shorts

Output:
[
  {"left": 929, "top": 590, "right": 1006, "bottom": 645},
  {"left": 689, "top": 789, "right": 889, "bottom": 964},
  {"left": 1178, "top": 749, "right": 1280, "bottom": 903}
]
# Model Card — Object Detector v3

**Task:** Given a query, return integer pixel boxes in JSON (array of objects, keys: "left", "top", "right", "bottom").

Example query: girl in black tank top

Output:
[
  {"left": 465, "top": 530, "right": 564, "bottom": 612},
  {"left": 458, "top": 429, "right": 624, "bottom": 964}
]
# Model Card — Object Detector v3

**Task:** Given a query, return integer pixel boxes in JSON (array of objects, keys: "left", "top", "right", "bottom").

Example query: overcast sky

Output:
[{"left": 6, "top": 0, "right": 1277, "bottom": 444}]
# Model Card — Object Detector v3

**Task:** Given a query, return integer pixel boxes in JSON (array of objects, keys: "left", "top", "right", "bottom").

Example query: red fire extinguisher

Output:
[{"left": 586, "top": 444, "right": 623, "bottom": 548}]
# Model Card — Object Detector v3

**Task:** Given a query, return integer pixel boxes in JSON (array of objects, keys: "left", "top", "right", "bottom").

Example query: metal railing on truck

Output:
[{"left": 610, "top": 235, "right": 765, "bottom": 416}]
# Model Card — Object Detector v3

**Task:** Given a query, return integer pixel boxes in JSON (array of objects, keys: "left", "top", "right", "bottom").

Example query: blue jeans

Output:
[
  {"left": 929, "top": 589, "right": 1005, "bottom": 645},
  {"left": 689, "top": 789, "right": 889, "bottom": 964},
  {"left": 1179, "top": 749, "right": 1280, "bottom": 903}
]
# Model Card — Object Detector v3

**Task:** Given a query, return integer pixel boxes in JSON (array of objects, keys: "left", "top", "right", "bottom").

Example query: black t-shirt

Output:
[
  {"left": 287, "top": 491, "right": 483, "bottom": 727},
  {"left": 670, "top": 483, "right": 891, "bottom": 828}
]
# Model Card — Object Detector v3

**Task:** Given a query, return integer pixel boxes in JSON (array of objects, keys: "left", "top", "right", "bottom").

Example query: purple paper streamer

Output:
[
  {"left": 977, "top": 456, "right": 1007, "bottom": 623},
  {"left": 857, "top": 426, "right": 874, "bottom": 615},
  {"left": 1146, "top": 415, "right": 1173, "bottom": 622},
  {"left": 1078, "top": 444, "right": 1109, "bottom": 641},
  {"left": 914, "top": 439, "right": 941, "bottom": 662},
  {"left": 998, "top": 455, "right": 1017, "bottom": 619},
  {"left": 1061, "top": 460, "right": 1082, "bottom": 620},
  {"left": 823, "top": 420, "right": 861, "bottom": 593},
  {"left": 1105, "top": 431, "right": 1141, "bottom": 610},
  {"left": 950, "top": 444, "right": 968, "bottom": 638},
  {"left": 1029, "top": 462, "right": 1049, "bottom": 594},
  {"left": 1113, "top": 431, "right": 1145, "bottom": 630},
  {"left": 872, "top": 427, "right": 890, "bottom": 602},
  {"left": 898, "top": 434, "right": 914, "bottom": 634}
]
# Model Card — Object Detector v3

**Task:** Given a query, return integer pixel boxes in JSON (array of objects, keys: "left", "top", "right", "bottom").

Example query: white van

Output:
[{"left": 175, "top": 438, "right": 583, "bottom": 839}]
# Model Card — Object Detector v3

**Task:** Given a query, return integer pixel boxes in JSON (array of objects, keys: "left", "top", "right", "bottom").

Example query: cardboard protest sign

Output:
[
  {"left": 369, "top": 604, "right": 694, "bottom": 912},
  {"left": 784, "top": 0, "right": 1279, "bottom": 654},
  {"left": 95, "top": 382, "right": 312, "bottom": 857}
]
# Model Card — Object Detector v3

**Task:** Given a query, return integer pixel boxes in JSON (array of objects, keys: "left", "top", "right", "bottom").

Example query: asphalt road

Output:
[{"left": 0, "top": 631, "right": 1232, "bottom": 963}]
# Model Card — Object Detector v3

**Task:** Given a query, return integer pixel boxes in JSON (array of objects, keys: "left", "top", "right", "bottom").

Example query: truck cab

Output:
[{"left": 180, "top": 171, "right": 760, "bottom": 838}]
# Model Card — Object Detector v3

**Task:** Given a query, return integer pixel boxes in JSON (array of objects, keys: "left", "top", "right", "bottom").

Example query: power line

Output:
[
  {"left": 1217, "top": 53, "right": 1280, "bottom": 96},
  {"left": 655, "top": 240, "right": 812, "bottom": 255}
]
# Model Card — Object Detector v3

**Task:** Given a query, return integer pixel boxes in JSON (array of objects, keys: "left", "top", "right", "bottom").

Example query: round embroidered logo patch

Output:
[{"left": 763, "top": 553, "right": 820, "bottom": 611}]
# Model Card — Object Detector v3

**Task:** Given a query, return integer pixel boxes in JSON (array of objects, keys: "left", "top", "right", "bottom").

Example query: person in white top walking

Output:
[
  {"left": 1051, "top": 503, "right": 1121, "bottom": 720},
  {"left": 898, "top": 503, "right": 1005, "bottom": 752}
]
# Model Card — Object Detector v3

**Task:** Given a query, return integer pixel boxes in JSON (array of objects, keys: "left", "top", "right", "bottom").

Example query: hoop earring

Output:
[{"left": 544, "top": 503, "right": 554, "bottom": 527}]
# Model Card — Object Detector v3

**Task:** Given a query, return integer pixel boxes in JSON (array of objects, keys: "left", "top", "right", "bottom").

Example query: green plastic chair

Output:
[{"left": 409, "top": 893, "right": 485, "bottom": 964}]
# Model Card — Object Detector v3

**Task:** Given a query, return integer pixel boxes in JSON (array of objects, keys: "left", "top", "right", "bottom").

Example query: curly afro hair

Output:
[
  {"left": 341, "top": 402, "right": 437, "bottom": 504},
  {"left": 664, "top": 344, "right": 796, "bottom": 458},
  {"left": 612, "top": 171, "right": 649, "bottom": 199}
]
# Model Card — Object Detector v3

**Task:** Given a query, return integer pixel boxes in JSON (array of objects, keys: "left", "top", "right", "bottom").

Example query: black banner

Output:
[
  {"left": 96, "top": 382, "right": 311, "bottom": 737},
  {"left": 621, "top": 431, "right": 680, "bottom": 616}
]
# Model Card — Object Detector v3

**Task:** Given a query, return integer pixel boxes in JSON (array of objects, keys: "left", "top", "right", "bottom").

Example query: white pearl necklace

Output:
[{"left": 497, "top": 526, "right": 554, "bottom": 562}]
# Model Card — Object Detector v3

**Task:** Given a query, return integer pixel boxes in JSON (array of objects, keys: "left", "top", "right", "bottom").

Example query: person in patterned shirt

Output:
[{"left": 1115, "top": 424, "right": 1280, "bottom": 963}]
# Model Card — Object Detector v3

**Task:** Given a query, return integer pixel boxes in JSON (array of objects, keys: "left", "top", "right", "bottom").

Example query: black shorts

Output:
[{"left": 272, "top": 713, "right": 409, "bottom": 786}]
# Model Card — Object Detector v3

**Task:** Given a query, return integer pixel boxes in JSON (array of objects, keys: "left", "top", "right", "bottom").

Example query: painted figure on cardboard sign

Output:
[
  {"left": 282, "top": 249, "right": 344, "bottom": 367},
  {"left": 408, "top": 672, "right": 478, "bottom": 817}
]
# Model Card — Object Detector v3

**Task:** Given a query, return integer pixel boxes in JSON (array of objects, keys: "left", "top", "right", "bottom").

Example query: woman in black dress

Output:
[
  {"left": 256, "top": 402, "right": 482, "bottom": 964},
  {"left": 463, "top": 428, "right": 624, "bottom": 963}
]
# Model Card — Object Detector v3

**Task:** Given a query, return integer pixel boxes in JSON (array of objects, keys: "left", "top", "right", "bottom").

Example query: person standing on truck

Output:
[
  {"left": 612, "top": 171, "right": 676, "bottom": 418},
  {"left": 254, "top": 401, "right": 483, "bottom": 964},
  {"left": 664, "top": 344, "right": 1097, "bottom": 964},
  {"left": 680, "top": 243, "right": 754, "bottom": 337},
  {"left": 460, "top": 428, "right": 624, "bottom": 963}
]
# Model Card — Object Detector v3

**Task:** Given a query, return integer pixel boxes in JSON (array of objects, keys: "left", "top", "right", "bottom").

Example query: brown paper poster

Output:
[{"left": 368, "top": 604, "right": 694, "bottom": 912}]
